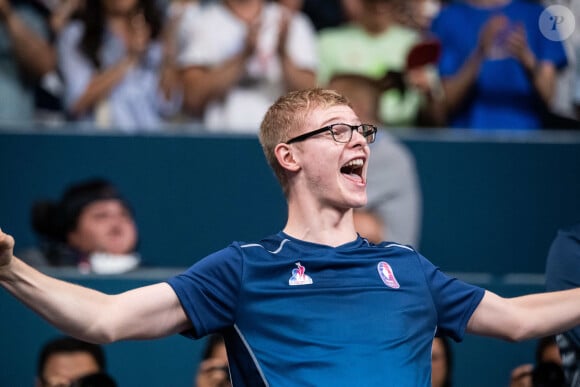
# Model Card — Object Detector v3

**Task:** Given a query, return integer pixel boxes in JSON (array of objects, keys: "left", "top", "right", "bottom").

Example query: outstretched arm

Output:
[
  {"left": 0, "top": 229, "right": 191, "bottom": 344},
  {"left": 467, "top": 289, "right": 580, "bottom": 342}
]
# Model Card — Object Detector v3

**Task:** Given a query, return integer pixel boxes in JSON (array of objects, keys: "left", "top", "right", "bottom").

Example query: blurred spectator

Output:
[
  {"left": 545, "top": 222, "right": 580, "bottom": 386},
  {"left": 165, "top": 0, "right": 203, "bottom": 125},
  {"left": 178, "top": 0, "right": 317, "bottom": 133},
  {"left": 509, "top": 335, "right": 563, "bottom": 387},
  {"left": 195, "top": 334, "right": 230, "bottom": 387},
  {"left": 57, "top": 0, "right": 182, "bottom": 132},
  {"left": 32, "top": 0, "right": 86, "bottom": 123},
  {"left": 0, "top": 0, "right": 56, "bottom": 125},
  {"left": 20, "top": 177, "right": 140, "bottom": 274},
  {"left": 318, "top": 0, "right": 445, "bottom": 129},
  {"left": 329, "top": 73, "right": 422, "bottom": 247},
  {"left": 430, "top": 0, "right": 568, "bottom": 130},
  {"left": 36, "top": 336, "right": 108, "bottom": 387},
  {"left": 432, "top": 336, "right": 453, "bottom": 387}
]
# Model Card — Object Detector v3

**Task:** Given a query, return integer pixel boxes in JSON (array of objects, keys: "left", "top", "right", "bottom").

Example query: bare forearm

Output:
[
  {"left": 182, "top": 53, "right": 249, "bottom": 114},
  {"left": 419, "top": 87, "right": 447, "bottom": 127},
  {"left": 1, "top": 258, "right": 116, "bottom": 343},
  {"left": 468, "top": 289, "right": 580, "bottom": 342},
  {"left": 527, "top": 62, "right": 556, "bottom": 107},
  {"left": 441, "top": 49, "right": 484, "bottom": 114},
  {"left": 1, "top": 257, "right": 190, "bottom": 343},
  {"left": 280, "top": 56, "right": 316, "bottom": 91},
  {"left": 5, "top": 12, "right": 55, "bottom": 77},
  {"left": 70, "top": 57, "right": 136, "bottom": 116},
  {"left": 510, "top": 289, "right": 580, "bottom": 340}
]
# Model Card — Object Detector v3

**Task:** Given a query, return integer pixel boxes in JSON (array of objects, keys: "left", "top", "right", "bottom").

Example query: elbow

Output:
[
  {"left": 82, "top": 311, "right": 123, "bottom": 344},
  {"left": 503, "top": 320, "right": 535, "bottom": 343},
  {"left": 82, "top": 324, "right": 118, "bottom": 345}
]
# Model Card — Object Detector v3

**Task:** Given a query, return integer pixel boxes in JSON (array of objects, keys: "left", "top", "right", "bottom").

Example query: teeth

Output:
[{"left": 343, "top": 159, "right": 364, "bottom": 168}]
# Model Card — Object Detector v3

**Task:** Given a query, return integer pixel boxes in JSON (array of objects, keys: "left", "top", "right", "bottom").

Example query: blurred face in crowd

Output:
[
  {"left": 67, "top": 199, "right": 137, "bottom": 255},
  {"left": 431, "top": 337, "right": 449, "bottom": 387},
  {"left": 540, "top": 341, "right": 562, "bottom": 365},
  {"left": 38, "top": 352, "right": 100, "bottom": 387}
]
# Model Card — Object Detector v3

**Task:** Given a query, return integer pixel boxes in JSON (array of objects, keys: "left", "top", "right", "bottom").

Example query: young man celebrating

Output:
[{"left": 1, "top": 88, "right": 580, "bottom": 386}]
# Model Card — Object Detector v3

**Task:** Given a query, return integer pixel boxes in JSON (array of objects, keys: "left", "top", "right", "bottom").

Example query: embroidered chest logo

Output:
[
  {"left": 289, "top": 262, "right": 313, "bottom": 286},
  {"left": 377, "top": 261, "right": 400, "bottom": 289}
]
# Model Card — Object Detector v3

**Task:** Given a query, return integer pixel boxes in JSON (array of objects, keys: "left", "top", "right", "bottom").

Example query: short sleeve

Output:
[
  {"left": 166, "top": 244, "right": 244, "bottom": 338},
  {"left": 419, "top": 254, "right": 485, "bottom": 341}
]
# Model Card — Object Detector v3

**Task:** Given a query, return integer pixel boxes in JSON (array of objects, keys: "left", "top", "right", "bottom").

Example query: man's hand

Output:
[{"left": 0, "top": 228, "right": 15, "bottom": 270}]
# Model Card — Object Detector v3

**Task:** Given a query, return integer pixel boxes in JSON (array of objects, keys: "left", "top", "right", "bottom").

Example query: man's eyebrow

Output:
[{"left": 319, "top": 116, "right": 355, "bottom": 126}]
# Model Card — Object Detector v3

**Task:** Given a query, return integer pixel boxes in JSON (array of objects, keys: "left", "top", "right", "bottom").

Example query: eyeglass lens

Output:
[{"left": 332, "top": 124, "right": 375, "bottom": 143}]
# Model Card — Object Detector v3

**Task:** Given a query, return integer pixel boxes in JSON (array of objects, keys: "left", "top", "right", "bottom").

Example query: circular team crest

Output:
[{"left": 377, "top": 262, "right": 400, "bottom": 289}]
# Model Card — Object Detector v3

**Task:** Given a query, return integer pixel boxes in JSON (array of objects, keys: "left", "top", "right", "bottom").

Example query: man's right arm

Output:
[{"left": 0, "top": 229, "right": 191, "bottom": 344}]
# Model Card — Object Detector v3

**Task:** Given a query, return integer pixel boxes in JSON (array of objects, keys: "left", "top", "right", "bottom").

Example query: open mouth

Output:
[{"left": 340, "top": 158, "right": 365, "bottom": 182}]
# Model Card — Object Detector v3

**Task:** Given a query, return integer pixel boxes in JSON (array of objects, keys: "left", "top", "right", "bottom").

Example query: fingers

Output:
[
  {"left": 478, "top": 14, "right": 509, "bottom": 54},
  {"left": 504, "top": 24, "right": 527, "bottom": 53},
  {"left": 0, "top": 228, "right": 15, "bottom": 268}
]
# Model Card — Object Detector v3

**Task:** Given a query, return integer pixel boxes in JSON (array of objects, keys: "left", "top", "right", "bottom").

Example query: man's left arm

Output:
[{"left": 467, "top": 289, "right": 580, "bottom": 341}]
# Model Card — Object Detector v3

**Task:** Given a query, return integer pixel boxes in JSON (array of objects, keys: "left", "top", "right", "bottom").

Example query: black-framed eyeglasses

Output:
[{"left": 285, "top": 123, "right": 377, "bottom": 145}]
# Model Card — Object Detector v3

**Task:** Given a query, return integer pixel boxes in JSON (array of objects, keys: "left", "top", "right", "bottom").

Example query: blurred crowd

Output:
[{"left": 1, "top": 0, "right": 578, "bottom": 134}]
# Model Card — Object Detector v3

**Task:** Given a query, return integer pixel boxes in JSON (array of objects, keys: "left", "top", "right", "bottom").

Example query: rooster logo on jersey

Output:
[{"left": 289, "top": 262, "right": 313, "bottom": 286}]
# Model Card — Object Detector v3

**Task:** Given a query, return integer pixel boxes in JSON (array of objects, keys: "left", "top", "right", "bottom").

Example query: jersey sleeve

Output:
[
  {"left": 166, "top": 244, "right": 244, "bottom": 338},
  {"left": 419, "top": 254, "right": 485, "bottom": 341}
]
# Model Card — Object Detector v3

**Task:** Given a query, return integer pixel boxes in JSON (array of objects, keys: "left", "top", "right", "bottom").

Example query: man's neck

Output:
[{"left": 284, "top": 201, "right": 358, "bottom": 247}]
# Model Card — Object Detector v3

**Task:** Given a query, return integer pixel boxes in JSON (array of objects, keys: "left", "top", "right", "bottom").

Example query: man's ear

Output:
[{"left": 274, "top": 143, "right": 301, "bottom": 172}]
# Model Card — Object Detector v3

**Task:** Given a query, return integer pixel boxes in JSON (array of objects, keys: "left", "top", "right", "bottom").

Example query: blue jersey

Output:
[{"left": 167, "top": 233, "right": 485, "bottom": 386}]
